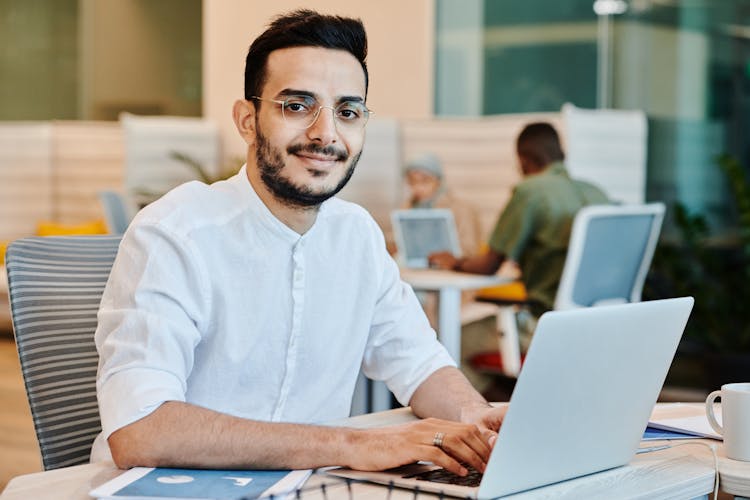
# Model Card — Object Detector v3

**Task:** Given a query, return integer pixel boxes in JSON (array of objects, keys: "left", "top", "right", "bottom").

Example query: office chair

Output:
[
  {"left": 476, "top": 202, "right": 666, "bottom": 377},
  {"left": 98, "top": 190, "right": 133, "bottom": 234},
  {"left": 6, "top": 235, "right": 121, "bottom": 470}
]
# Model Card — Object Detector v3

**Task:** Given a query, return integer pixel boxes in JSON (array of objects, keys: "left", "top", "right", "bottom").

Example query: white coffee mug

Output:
[{"left": 706, "top": 382, "right": 750, "bottom": 462}]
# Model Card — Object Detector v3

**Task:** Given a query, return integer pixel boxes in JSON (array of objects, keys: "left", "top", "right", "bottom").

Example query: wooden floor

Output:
[{"left": 0, "top": 335, "right": 42, "bottom": 491}]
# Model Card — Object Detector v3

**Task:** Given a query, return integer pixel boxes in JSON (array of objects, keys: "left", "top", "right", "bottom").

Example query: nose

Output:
[{"left": 306, "top": 106, "right": 338, "bottom": 144}]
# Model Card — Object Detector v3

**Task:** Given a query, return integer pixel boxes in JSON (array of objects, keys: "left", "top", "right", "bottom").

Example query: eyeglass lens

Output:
[{"left": 281, "top": 95, "right": 370, "bottom": 130}]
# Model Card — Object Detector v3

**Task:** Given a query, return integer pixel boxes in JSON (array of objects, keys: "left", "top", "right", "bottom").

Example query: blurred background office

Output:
[
  {"left": 3, "top": 0, "right": 747, "bottom": 239},
  {"left": 1, "top": 0, "right": 750, "bottom": 488}
]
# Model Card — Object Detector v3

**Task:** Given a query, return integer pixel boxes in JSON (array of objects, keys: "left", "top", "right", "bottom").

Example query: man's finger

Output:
[
  {"left": 425, "top": 446, "right": 468, "bottom": 477},
  {"left": 438, "top": 433, "right": 487, "bottom": 473},
  {"left": 480, "top": 429, "right": 498, "bottom": 447}
]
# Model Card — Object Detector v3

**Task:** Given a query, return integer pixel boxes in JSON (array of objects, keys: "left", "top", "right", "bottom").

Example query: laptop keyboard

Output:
[{"left": 404, "top": 465, "right": 483, "bottom": 487}]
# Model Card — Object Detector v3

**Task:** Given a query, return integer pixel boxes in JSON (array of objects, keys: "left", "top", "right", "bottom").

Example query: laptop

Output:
[
  {"left": 391, "top": 208, "right": 462, "bottom": 268},
  {"left": 331, "top": 297, "right": 694, "bottom": 498}
]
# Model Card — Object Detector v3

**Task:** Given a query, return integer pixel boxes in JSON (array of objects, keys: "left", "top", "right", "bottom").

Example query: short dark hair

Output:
[
  {"left": 244, "top": 9, "right": 368, "bottom": 101},
  {"left": 516, "top": 122, "right": 565, "bottom": 167}
]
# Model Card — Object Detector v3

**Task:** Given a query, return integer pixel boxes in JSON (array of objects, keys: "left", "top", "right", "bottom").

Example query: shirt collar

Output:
[
  {"left": 543, "top": 161, "right": 569, "bottom": 177},
  {"left": 230, "top": 165, "right": 327, "bottom": 243}
]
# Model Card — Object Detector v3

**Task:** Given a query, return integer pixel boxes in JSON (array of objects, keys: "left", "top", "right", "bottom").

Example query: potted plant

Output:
[
  {"left": 646, "top": 154, "right": 750, "bottom": 390},
  {"left": 136, "top": 152, "right": 243, "bottom": 205}
]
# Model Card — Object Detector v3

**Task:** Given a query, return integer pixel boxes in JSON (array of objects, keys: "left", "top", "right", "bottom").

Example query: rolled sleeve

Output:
[
  {"left": 362, "top": 254, "right": 456, "bottom": 406},
  {"left": 97, "top": 367, "right": 186, "bottom": 439},
  {"left": 95, "top": 221, "right": 210, "bottom": 440}
]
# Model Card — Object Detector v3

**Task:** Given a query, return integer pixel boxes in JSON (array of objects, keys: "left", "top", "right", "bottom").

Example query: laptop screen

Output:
[{"left": 391, "top": 209, "right": 461, "bottom": 268}]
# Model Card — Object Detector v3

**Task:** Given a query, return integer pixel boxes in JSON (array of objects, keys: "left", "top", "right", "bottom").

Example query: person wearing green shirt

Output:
[{"left": 429, "top": 122, "right": 609, "bottom": 350}]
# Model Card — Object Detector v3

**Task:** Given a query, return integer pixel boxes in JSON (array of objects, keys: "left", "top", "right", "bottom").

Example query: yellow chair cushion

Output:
[
  {"left": 36, "top": 219, "right": 109, "bottom": 237},
  {"left": 475, "top": 280, "right": 528, "bottom": 302},
  {"left": 472, "top": 243, "right": 527, "bottom": 301},
  {"left": 0, "top": 240, "right": 7, "bottom": 265}
]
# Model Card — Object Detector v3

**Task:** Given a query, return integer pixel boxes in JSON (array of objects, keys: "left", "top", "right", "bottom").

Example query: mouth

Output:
[
  {"left": 288, "top": 144, "right": 347, "bottom": 164},
  {"left": 289, "top": 145, "right": 348, "bottom": 175},
  {"left": 294, "top": 151, "right": 341, "bottom": 167}
]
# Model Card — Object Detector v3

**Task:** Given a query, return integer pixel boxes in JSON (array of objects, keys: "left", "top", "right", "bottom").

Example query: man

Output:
[
  {"left": 429, "top": 123, "right": 608, "bottom": 347},
  {"left": 93, "top": 10, "right": 504, "bottom": 478}
]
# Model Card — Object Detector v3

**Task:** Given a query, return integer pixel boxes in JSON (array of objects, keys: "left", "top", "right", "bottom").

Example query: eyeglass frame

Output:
[{"left": 250, "top": 95, "right": 373, "bottom": 131}]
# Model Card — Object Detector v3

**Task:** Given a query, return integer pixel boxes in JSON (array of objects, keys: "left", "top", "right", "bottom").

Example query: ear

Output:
[{"left": 232, "top": 99, "right": 256, "bottom": 146}]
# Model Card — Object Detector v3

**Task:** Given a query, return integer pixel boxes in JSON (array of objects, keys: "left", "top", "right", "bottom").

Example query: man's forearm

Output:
[
  {"left": 108, "top": 401, "right": 354, "bottom": 470},
  {"left": 409, "top": 366, "right": 490, "bottom": 421},
  {"left": 108, "top": 399, "right": 496, "bottom": 477},
  {"left": 455, "top": 251, "right": 504, "bottom": 275}
]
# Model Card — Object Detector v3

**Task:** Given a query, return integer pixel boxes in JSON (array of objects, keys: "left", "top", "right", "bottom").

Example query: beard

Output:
[{"left": 255, "top": 128, "right": 361, "bottom": 209}]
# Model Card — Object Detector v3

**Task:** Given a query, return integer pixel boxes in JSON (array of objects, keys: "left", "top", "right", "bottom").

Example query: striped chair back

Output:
[{"left": 5, "top": 235, "right": 121, "bottom": 470}]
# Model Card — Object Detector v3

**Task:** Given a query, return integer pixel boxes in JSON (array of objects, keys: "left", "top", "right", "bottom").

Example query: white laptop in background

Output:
[
  {"left": 391, "top": 208, "right": 461, "bottom": 268},
  {"left": 331, "top": 297, "right": 694, "bottom": 499}
]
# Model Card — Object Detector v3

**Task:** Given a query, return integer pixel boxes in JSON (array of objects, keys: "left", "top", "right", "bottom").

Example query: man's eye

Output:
[
  {"left": 337, "top": 104, "right": 364, "bottom": 120},
  {"left": 284, "top": 101, "right": 310, "bottom": 113}
]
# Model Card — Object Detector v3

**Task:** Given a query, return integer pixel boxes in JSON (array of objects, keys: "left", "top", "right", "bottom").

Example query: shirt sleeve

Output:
[
  {"left": 95, "top": 221, "right": 211, "bottom": 440},
  {"left": 488, "top": 185, "right": 540, "bottom": 261},
  {"left": 360, "top": 220, "right": 456, "bottom": 406}
]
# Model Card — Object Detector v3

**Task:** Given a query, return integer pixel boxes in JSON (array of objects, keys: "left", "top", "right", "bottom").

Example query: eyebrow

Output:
[{"left": 276, "top": 89, "right": 365, "bottom": 104}]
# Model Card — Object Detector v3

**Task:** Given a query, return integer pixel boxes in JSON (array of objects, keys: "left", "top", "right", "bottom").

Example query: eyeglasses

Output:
[{"left": 251, "top": 95, "right": 373, "bottom": 131}]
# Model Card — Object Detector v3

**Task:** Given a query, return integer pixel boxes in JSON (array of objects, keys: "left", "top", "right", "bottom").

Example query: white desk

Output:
[
  {"left": 399, "top": 268, "right": 507, "bottom": 365},
  {"left": 4, "top": 404, "right": 749, "bottom": 500}
]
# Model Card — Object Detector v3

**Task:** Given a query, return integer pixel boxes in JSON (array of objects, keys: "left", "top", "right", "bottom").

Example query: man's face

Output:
[
  {"left": 250, "top": 46, "right": 367, "bottom": 208},
  {"left": 406, "top": 169, "right": 441, "bottom": 203}
]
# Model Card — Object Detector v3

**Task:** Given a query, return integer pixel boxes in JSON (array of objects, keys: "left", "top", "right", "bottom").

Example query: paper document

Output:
[
  {"left": 90, "top": 466, "right": 312, "bottom": 500},
  {"left": 642, "top": 426, "right": 705, "bottom": 441},
  {"left": 648, "top": 412, "right": 722, "bottom": 440}
]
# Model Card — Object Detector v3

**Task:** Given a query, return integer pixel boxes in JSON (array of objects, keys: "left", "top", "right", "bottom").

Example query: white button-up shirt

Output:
[{"left": 92, "top": 166, "right": 454, "bottom": 461}]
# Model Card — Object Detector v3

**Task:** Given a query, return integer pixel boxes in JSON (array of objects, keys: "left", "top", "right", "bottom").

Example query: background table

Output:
[{"left": 399, "top": 268, "right": 507, "bottom": 365}]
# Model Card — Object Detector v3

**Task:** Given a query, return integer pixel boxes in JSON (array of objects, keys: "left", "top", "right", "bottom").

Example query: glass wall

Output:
[
  {"left": 0, "top": 0, "right": 80, "bottom": 120},
  {"left": 613, "top": 1, "right": 750, "bottom": 234},
  {"left": 0, "top": 0, "right": 202, "bottom": 121},
  {"left": 482, "top": 1, "right": 599, "bottom": 114},
  {"left": 436, "top": 0, "right": 598, "bottom": 116},
  {"left": 436, "top": 0, "right": 750, "bottom": 234}
]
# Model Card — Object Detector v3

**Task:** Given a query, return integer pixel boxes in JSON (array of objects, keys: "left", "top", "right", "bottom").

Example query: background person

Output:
[
  {"left": 429, "top": 122, "right": 609, "bottom": 352},
  {"left": 402, "top": 152, "right": 483, "bottom": 257}
]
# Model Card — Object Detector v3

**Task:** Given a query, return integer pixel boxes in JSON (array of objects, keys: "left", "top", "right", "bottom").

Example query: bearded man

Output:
[{"left": 93, "top": 9, "right": 505, "bottom": 477}]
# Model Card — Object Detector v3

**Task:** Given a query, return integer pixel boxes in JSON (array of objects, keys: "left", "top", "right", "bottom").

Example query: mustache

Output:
[{"left": 287, "top": 142, "right": 348, "bottom": 161}]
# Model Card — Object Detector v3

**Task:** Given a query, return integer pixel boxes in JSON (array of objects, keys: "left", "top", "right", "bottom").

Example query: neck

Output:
[
  {"left": 524, "top": 161, "right": 551, "bottom": 177},
  {"left": 245, "top": 165, "right": 318, "bottom": 235}
]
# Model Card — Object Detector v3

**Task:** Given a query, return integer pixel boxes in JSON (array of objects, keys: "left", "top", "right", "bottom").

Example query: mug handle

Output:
[{"left": 705, "top": 390, "right": 724, "bottom": 436}]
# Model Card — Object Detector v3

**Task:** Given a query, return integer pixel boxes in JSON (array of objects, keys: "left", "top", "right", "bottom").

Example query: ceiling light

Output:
[{"left": 593, "top": 0, "right": 629, "bottom": 16}]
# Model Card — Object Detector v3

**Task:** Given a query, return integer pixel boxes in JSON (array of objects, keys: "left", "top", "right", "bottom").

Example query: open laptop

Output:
[
  {"left": 331, "top": 297, "right": 694, "bottom": 498},
  {"left": 391, "top": 208, "right": 461, "bottom": 268}
]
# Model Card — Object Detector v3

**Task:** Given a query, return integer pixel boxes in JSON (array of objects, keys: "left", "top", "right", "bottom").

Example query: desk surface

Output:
[
  {"left": 398, "top": 268, "right": 509, "bottom": 366},
  {"left": 3, "top": 404, "right": 749, "bottom": 500}
]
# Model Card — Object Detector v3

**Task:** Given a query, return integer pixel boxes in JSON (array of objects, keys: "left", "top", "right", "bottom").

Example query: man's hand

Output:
[
  {"left": 428, "top": 250, "right": 504, "bottom": 275},
  {"left": 460, "top": 403, "right": 508, "bottom": 448},
  {"left": 428, "top": 251, "right": 459, "bottom": 270},
  {"left": 345, "top": 417, "right": 492, "bottom": 477}
]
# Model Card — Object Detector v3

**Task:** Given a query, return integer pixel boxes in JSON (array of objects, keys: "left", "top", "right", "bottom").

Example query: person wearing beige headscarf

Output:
[{"left": 402, "top": 152, "right": 483, "bottom": 257}]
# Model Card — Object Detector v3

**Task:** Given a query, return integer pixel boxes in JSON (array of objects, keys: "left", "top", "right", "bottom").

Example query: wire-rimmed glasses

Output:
[{"left": 251, "top": 95, "right": 372, "bottom": 131}]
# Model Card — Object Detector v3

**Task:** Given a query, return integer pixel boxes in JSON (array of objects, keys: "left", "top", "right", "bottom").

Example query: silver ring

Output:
[{"left": 432, "top": 431, "right": 445, "bottom": 448}]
